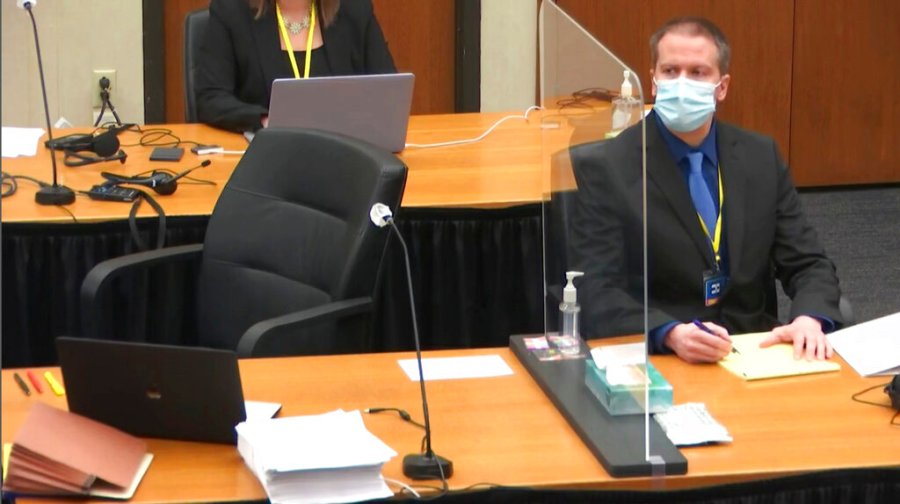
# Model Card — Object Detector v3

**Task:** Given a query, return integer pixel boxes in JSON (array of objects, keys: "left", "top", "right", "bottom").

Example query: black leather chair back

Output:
[
  {"left": 183, "top": 9, "right": 209, "bottom": 123},
  {"left": 196, "top": 128, "right": 407, "bottom": 352}
]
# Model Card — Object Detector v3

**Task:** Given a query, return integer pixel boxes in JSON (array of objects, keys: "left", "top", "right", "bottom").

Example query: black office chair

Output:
[
  {"left": 183, "top": 9, "right": 209, "bottom": 123},
  {"left": 80, "top": 128, "right": 408, "bottom": 357}
]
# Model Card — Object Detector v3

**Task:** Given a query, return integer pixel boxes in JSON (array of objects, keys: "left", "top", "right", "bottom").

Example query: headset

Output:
[
  {"left": 100, "top": 160, "right": 211, "bottom": 196},
  {"left": 46, "top": 127, "right": 124, "bottom": 156},
  {"left": 47, "top": 125, "right": 130, "bottom": 167}
]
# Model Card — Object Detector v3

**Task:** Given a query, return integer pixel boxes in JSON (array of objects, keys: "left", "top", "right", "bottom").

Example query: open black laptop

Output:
[{"left": 56, "top": 337, "right": 247, "bottom": 444}]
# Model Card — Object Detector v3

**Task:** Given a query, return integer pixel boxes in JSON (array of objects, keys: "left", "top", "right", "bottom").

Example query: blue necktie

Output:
[{"left": 687, "top": 151, "right": 717, "bottom": 234}]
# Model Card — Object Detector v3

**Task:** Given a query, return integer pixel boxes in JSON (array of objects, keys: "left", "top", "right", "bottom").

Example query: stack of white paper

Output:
[
  {"left": 827, "top": 312, "right": 900, "bottom": 376},
  {"left": 235, "top": 410, "right": 397, "bottom": 504}
]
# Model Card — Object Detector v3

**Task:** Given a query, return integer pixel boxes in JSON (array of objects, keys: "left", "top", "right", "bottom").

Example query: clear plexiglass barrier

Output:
[{"left": 537, "top": 0, "right": 686, "bottom": 478}]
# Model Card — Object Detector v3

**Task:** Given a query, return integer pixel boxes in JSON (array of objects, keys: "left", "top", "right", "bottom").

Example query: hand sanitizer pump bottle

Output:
[
  {"left": 556, "top": 271, "right": 585, "bottom": 355},
  {"left": 609, "top": 70, "right": 640, "bottom": 137}
]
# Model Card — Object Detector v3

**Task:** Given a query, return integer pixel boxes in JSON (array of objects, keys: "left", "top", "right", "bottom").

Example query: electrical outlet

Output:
[{"left": 92, "top": 69, "right": 116, "bottom": 108}]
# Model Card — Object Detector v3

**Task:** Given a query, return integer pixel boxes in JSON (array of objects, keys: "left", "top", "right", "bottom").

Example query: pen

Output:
[
  {"left": 26, "top": 371, "right": 43, "bottom": 394},
  {"left": 13, "top": 372, "right": 31, "bottom": 396},
  {"left": 692, "top": 319, "right": 739, "bottom": 354},
  {"left": 44, "top": 371, "right": 66, "bottom": 396}
]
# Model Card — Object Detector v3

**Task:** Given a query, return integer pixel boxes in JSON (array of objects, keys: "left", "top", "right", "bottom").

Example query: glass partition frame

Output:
[{"left": 538, "top": 0, "right": 665, "bottom": 475}]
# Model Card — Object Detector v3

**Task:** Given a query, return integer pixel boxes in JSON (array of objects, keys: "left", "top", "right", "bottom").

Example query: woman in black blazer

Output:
[{"left": 196, "top": 0, "right": 396, "bottom": 132}]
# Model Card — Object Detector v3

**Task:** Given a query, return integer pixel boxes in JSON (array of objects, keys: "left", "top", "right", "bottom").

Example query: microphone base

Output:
[
  {"left": 402, "top": 452, "right": 453, "bottom": 480},
  {"left": 35, "top": 185, "right": 75, "bottom": 205}
]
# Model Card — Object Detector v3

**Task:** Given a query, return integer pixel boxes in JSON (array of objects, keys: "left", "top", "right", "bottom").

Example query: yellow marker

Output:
[
  {"left": 44, "top": 371, "right": 65, "bottom": 396},
  {"left": 3, "top": 443, "right": 10, "bottom": 480}
]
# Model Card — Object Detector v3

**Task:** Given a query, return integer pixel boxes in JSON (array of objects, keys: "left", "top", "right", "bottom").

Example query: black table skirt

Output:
[
  {"left": 430, "top": 467, "right": 900, "bottom": 503},
  {"left": 1, "top": 204, "right": 545, "bottom": 367}
]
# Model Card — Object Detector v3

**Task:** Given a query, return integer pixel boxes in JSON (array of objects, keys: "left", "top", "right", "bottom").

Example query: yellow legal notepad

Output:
[{"left": 719, "top": 332, "right": 840, "bottom": 380}]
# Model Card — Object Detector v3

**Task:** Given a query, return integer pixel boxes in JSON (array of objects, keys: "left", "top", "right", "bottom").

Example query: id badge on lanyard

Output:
[
  {"left": 703, "top": 269, "right": 727, "bottom": 306},
  {"left": 700, "top": 166, "right": 726, "bottom": 307},
  {"left": 276, "top": 1, "right": 317, "bottom": 79}
]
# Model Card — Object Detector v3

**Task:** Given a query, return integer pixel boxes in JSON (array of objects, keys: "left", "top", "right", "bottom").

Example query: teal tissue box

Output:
[{"left": 585, "top": 358, "right": 672, "bottom": 416}]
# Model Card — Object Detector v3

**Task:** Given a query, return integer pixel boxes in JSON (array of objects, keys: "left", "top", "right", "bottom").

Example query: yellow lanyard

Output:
[
  {"left": 697, "top": 165, "right": 725, "bottom": 267},
  {"left": 275, "top": 1, "right": 317, "bottom": 79}
]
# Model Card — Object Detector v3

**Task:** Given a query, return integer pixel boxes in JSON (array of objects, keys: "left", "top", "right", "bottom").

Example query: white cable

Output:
[
  {"left": 384, "top": 477, "right": 421, "bottom": 498},
  {"left": 195, "top": 147, "right": 245, "bottom": 155},
  {"left": 404, "top": 105, "right": 543, "bottom": 149}
]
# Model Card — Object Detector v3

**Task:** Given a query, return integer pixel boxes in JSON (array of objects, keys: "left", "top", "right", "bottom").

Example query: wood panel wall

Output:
[
  {"left": 163, "top": 0, "right": 209, "bottom": 124},
  {"left": 372, "top": 0, "right": 456, "bottom": 114},
  {"left": 556, "top": 0, "right": 794, "bottom": 171},
  {"left": 789, "top": 0, "right": 900, "bottom": 186},
  {"left": 555, "top": 0, "right": 900, "bottom": 186},
  {"left": 161, "top": 0, "right": 456, "bottom": 123}
]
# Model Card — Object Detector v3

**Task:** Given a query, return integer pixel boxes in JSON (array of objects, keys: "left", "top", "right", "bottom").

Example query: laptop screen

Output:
[{"left": 266, "top": 73, "right": 415, "bottom": 153}]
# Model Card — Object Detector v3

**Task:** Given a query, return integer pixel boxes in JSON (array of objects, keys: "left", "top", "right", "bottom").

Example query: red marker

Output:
[{"left": 27, "top": 371, "right": 43, "bottom": 394}]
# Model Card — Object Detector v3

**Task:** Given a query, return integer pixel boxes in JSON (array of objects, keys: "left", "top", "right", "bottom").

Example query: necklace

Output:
[{"left": 281, "top": 13, "right": 310, "bottom": 35}]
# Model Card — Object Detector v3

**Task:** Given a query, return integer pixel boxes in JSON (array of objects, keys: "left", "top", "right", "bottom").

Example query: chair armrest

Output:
[
  {"left": 80, "top": 244, "right": 204, "bottom": 338},
  {"left": 237, "top": 297, "right": 373, "bottom": 357}
]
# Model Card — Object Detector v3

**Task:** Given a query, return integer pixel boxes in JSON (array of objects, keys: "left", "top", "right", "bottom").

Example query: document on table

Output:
[
  {"left": 1, "top": 127, "right": 45, "bottom": 158},
  {"left": 397, "top": 354, "right": 513, "bottom": 381},
  {"left": 719, "top": 332, "right": 840, "bottom": 380},
  {"left": 827, "top": 312, "right": 900, "bottom": 376},
  {"left": 235, "top": 409, "right": 396, "bottom": 504},
  {"left": 654, "top": 403, "right": 732, "bottom": 446}
]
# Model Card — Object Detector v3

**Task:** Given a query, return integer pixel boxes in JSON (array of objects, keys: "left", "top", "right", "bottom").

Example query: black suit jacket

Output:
[
  {"left": 196, "top": 0, "right": 396, "bottom": 132},
  {"left": 570, "top": 112, "right": 842, "bottom": 344}
]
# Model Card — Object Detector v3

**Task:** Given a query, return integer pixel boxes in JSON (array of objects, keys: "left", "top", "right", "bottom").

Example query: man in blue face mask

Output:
[{"left": 571, "top": 17, "right": 843, "bottom": 364}]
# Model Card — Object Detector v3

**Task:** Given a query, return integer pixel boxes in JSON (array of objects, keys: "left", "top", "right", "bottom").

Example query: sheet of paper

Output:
[
  {"left": 827, "top": 312, "right": 900, "bottom": 376},
  {"left": 719, "top": 332, "right": 840, "bottom": 380},
  {"left": 590, "top": 342, "right": 647, "bottom": 368},
  {"left": 654, "top": 403, "right": 732, "bottom": 446},
  {"left": 1, "top": 127, "right": 45, "bottom": 158},
  {"left": 397, "top": 354, "right": 513, "bottom": 381},
  {"left": 236, "top": 409, "right": 396, "bottom": 472}
]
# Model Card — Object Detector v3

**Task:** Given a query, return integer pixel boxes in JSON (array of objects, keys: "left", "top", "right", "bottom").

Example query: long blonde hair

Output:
[{"left": 249, "top": 0, "right": 340, "bottom": 28}]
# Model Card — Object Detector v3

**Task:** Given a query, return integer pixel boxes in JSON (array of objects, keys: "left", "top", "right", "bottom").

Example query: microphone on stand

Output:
[
  {"left": 369, "top": 203, "right": 454, "bottom": 481},
  {"left": 18, "top": 0, "right": 75, "bottom": 205}
]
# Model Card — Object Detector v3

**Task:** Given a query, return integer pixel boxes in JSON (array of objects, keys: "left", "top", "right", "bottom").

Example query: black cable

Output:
[
  {"left": 127, "top": 190, "right": 167, "bottom": 251},
  {"left": 850, "top": 382, "right": 900, "bottom": 426},
  {"left": 93, "top": 95, "right": 109, "bottom": 127},
  {"left": 177, "top": 175, "right": 217, "bottom": 186},
  {"left": 129, "top": 168, "right": 216, "bottom": 187},
  {"left": 93, "top": 80, "right": 123, "bottom": 127},
  {"left": 2, "top": 172, "right": 19, "bottom": 197},
  {"left": 63, "top": 149, "right": 128, "bottom": 167},
  {"left": 364, "top": 407, "right": 426, "bottom": 430},
  {"left": 110, "top": 124, "right": 204, "bottom": 150},
  {"left": 4, "top": 174, "right": 51, "bottom": 189},
  {"left": 56, "top": 204, "right": 77, "bottom": 223}
]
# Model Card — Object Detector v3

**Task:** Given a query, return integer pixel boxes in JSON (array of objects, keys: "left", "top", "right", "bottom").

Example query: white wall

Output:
[
  {"left": 480, "top": 0, "right": 538, "bottom": 112},
  {"left": 1, "top": 0, "right": 144, "bottom": 128},
  {"left": 1, "top": 0, "right": 538, "bottom": 126}
]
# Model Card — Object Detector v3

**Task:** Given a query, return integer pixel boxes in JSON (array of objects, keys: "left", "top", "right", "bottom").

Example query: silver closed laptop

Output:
[{"left": 267, "top": 73, "right": 415, "bottom": 153}]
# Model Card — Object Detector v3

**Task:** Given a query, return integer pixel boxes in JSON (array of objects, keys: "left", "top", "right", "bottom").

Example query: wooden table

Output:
[
  {"left": 3, "top": 342, "right": 897, "bottom": 503},
  {"left": 1, "top": 111, "right": 561, "bottom": 224},
  {"left": 3, "top": 111, "right": 586, "bottom": 368}
]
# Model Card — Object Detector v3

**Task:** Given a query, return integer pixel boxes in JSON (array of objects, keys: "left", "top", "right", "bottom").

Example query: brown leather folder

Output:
[{"left": 3, "top": 402, "right": 152, "bottom": 499}]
